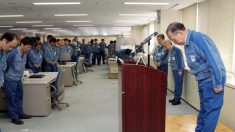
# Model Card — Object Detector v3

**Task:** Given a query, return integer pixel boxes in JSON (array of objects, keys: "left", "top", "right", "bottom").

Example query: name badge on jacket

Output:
[{"left": 190, "top": 55, "right": 196, "bottom": 62}]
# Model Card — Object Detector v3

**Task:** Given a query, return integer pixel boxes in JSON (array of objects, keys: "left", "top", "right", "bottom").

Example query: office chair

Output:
[
  {"left": 50, "top": 70, "right": 69, "bottom": 111},
  {"left": 74, "top": 61, "right": 82, "bottom": 84},
  {"left": 83, "top": 57, "right": 94, "bottom": 73}
]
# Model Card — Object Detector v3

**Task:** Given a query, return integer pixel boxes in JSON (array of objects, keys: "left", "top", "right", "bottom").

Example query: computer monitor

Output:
[{"left": 59, "top": 52, "right": 71, "bottom": 62}]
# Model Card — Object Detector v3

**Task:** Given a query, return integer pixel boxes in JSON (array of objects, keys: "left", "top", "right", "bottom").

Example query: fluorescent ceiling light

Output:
[
  {"left": 66, "top": 21, "right": 92, "bottom": 23},
  {"left": 54, "top": 14, "right": 88, "bottom": 16},
  {"left": 0, "top": 15, "right": 24, "bottom": 17},
  {"left": 0, "top": 26, "right": 14, "bottom": 28},
  {"left": 116, "top": 20, "right": 141, "bottom": 23},
  {"left": 119, "top": 14, "right": 152, "bottom": 16},
  {"left": 32, "top": 25, "right": 54, "bottom": 27},
  {"left": 44, "top": 28, "right": 62, "bottom": 30},
  {"left": 16, "top": 21, "right": 42, "bottom": 23},
  {"left": 53, "top": 30, "right": 67, "bottom": 32},
  {"left": 33, "top": 2, "right": 81, "bottom": 5},
  {"left": 34, "top": 31, "right": 46, "bottom": 34},
  {"left": 124, "top": 2, "right": 169, "bottom": 5},
  {"left": 9, "top": 28, "right": 27, "bottom": 30},
  {"left": 23, "top": 30, "right": 38, "bottom": 32},
  {"left": 73, "top": 25, "right": 94, "bottom": 27}
]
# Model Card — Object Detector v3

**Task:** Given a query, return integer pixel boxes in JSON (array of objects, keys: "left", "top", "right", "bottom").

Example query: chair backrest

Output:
[{"left": 54, "top": 70, "right": 65, "bottom": 96}]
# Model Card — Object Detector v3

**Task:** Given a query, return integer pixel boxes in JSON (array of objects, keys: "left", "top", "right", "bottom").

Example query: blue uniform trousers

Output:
[
  {"left": 30, "top": 67, "right": 42, "bottom": 73},
  {"left": 43, "top": 62, "right": 57, "bottom": 72},
  {"left": 157, "top": 64, "right": 168, "bottom": 73},
  {"left": 92, "top": 52, "right": 101, "bottom": 65},
  {"left": 172, "top": 70, "right": 184, "bottom": 101},
  {"left": 196, "top": 77, "right": 226, "bottom": 132},
  {"left": 100, "top": 50, "right": 105, "bottom": 64},
  {"left": 3, "top": 79, "right": 24, "bottom": 119},
  {"left": 71, "top": 55, "right": 79, "bottom": 62}
]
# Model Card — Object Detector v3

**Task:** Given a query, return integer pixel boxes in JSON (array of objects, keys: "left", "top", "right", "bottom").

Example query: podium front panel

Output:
[{"left": 121, "top": 63, "right": 166, "bottom": 132}]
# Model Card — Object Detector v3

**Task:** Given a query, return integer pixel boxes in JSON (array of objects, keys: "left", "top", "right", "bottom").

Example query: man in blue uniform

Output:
[
  {"left": 84, "top": 40, "right": 91, "bottom": 64},
  {"left": 118, "top": 48, "right": 133, "bottom": 60},
  {"left": 163, "top": 40, "right": 185, "bottom": 105},
  {"left": 80, "top": 39, "right": 86, "bottom": 56},
  {"left": 153, "top": 34, "right": 169, "bottom": 73},
  {"left": 43, "top": 37, "right": 57, "bottom": 72},
  {"left": 108, "top": 41, "right": 115, "bottom": 57},
  {"left": 99, "top": 39, "right": 106, "bottom": 64},
  {"left": 0, "top": 33, "right": 18, "bottom": 88},
  {"left": 4, "top": 37, "right": 33, "bottom": 125},
  {"left": 94, "top": 39, "right": 101, "bottom": 65},
  {"left": 28, "top": 42, "right": 43, "bottom": 73},
  {"left": 166, "top": 22, "right": 226, "bottom": 132}
]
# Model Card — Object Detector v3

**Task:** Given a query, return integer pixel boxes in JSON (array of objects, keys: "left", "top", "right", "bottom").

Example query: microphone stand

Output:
[{"left": 133, "top": 32, "right": 158, "bottom": 67}]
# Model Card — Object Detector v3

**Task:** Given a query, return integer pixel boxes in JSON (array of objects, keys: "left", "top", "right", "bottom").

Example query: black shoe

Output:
[
  {"left": 169, "top": 99, "right": 175, "bottom": 103},
  {"left": 171, "top": 100, "right": 181, "bottom": 105},
  {"left": 19, "top": 114, "right": 32, "bottom": 119},
  {"left": 11, "top": 119, "right": 24, "bottom": 125}
]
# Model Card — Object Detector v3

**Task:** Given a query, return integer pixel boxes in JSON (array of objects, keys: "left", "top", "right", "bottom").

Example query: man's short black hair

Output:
[
  {"left": 36, "top": 36, "right": 41, "bottom": 41},
  {"left": 21, "top": 37, "right": 33, "bottom": 46},
  {"left": 157, "top": 34, "right": 165, "bottom": 40},
  {"left": 49, "top": 37, "right": 56, "bottom": 43},
  {"left": 125, "top": 49, "right": 132, "bottom": 55},
  {"left": 68, "top": 40, "right": 71, "bottom": 43},
  {"left": 47, "top": 35, "right": 53, "bottom": 40},
  {"left": 166, "top": 22, "right": 186, "bottom": 34},
  {"left": 1, "top": 32, "right": 17, "bottom": 41}
]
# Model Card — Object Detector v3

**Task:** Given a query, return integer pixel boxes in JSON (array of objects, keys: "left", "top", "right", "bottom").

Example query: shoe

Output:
[
  {"left": 19, "top": 114, "right": 32, "bottom": 119},
  {"left": 11, "top": 119, "right": 24, "bottom": 125},
  {"left": 169, "top": 99, "right": 175, "bottom": 103},
  {"left": 171, "top": 100, "right": 181, "bottom": 105}
]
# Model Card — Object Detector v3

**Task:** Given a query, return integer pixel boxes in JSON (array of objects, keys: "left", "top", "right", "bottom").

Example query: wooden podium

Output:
[{"left": 118, "top": 61, "right": 167, "bottom": 132}]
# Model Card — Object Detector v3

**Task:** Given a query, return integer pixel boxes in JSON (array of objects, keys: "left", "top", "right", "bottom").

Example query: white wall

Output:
[
  {"left": 182, "top": 4, "right": 197, "bottom": 30},
  {"left": 132, "top": 26, "right": 144, "bottom": 45},
  {"left": 198, "top": 1, "right": 208, "bottom": 34},
  {"left": 207, "top": 0, "right": 234, "bottom": 72}
]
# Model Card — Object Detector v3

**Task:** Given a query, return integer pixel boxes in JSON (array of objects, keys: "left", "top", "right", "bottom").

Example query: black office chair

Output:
[
  {"left": 83, "top": 57, "right": 94, "bottom": 73},
  {"left": 50, "top": 70, "right": 69, "bottom": 111}
]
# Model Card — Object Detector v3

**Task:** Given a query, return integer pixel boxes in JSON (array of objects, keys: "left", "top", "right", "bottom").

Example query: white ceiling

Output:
[{"left": 0, "top": 0, "right": 203, "bottom": 36}]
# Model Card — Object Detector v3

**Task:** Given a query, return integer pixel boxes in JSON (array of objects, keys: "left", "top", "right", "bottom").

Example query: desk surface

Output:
[
  {"left": 23, "top": 72, "right": 58, "bottom": 85},
  {"left": 58, "top": 62, "right": 76, "bottom": 68}
]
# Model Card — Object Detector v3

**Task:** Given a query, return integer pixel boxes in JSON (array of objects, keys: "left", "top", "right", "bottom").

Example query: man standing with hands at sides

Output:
[
  {"left": 4, "top": 37, "right": 33, "bottom": 125},
  {"left": 153, "top": 34, "right": 169, "bottom": 73},
  {"left": 166, "top": 22, "right": 226, "bottom": 132},
  {"left": 163, "top": 40, "right": 185, "bottom": 105}
]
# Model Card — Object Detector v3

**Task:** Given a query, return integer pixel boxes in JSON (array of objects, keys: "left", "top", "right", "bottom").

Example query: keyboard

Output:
[{"left": 29, "top": 74, "right": 46, "bottom": 78}]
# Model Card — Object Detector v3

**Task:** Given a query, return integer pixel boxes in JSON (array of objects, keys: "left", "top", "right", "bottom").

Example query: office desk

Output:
[
  {"left": 23, "top": 72, "right": 58, "bottom": 116},
  {"left": 58, "top": 62, "right": 76, "bottom": 87}
]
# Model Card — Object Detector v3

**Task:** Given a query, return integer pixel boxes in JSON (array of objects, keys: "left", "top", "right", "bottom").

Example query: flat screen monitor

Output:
[{"left": 59, "top": 52, "right": 71, "bottom": 62}]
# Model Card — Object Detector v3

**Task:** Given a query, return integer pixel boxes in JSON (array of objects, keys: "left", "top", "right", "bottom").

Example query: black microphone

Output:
[{"left": 132, "top": 32, "right": 158, "bottom": 54}]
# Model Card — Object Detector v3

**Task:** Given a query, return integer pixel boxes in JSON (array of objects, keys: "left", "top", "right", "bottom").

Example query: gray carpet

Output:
[{"left": 0, "top": 65, "right": 197, "bottom": 132}]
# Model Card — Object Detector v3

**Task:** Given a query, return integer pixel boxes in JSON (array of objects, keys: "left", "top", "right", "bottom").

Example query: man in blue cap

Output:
[{"left": 166, "top": 22, "right": 226, "bottom": 132}]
